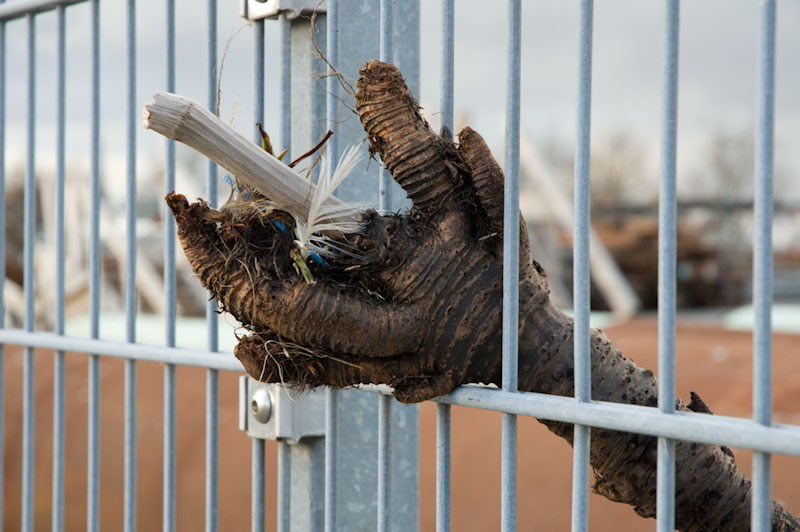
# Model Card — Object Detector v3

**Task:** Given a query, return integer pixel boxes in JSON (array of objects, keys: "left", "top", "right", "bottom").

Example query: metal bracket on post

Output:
[
  {"left": 239, "top": 376, "right": 325, "bottom": 442},
  {"left": 240, "top": 0, "right": 325, "bottom": 22}
]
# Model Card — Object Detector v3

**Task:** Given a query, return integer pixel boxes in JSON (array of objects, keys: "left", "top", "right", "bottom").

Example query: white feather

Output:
[{"left": 293, "top": 145, "right": 366, "bottom": 259}]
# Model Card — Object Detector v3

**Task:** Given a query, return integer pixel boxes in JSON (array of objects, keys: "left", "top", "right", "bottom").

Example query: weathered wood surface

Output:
[{"left": 142, "top": 92, "right": 357, "bottom": 224}]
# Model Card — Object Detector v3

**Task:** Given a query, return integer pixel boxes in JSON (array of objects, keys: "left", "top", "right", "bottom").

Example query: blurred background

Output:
[{"left": 2, "top": 0, "right": 799, "bottom": 530}]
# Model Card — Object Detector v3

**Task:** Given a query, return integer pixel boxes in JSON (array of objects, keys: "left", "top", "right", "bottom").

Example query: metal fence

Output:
[{"left": 1, "top": 0, "right": 798, "bottom": 531}]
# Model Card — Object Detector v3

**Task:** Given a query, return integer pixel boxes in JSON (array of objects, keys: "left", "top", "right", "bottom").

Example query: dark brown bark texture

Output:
[{"left": 166, "top": 60, "right": 798, "bottom": 531}]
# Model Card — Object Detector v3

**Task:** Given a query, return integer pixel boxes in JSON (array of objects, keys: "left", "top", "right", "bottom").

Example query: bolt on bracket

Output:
[
  {"left": 239, "top": 376, "right": 326, "bottom": 442},
  {"left": 240, "top": 0, "right": 326, "bottom": 22}
]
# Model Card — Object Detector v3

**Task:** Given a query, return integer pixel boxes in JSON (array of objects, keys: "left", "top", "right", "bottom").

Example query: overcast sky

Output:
[{"left": 3, "top": 0, "right": 799, "bottom": 203}]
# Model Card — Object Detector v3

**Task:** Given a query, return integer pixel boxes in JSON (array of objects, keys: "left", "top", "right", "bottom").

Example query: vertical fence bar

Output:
[
  {"left": 163, "top": 362, "right": 176, "bottom": 531},
  {"left": 752, "top": 1, "right": 776, "bottom": 530},
  {"left": 324, "top": 386, "right": 337, "bottom": 532},
  {"left": 436, "top": 1, "right": 454, "bottom": 531},
  {"left": 205, "top": 1, "right": 219, "bottom": 531},
  {"left": 276, "top": 442, "right": 290, "bottom": 532},
  {"left": 325, "top": 2, "right": 339, "bottom": 530},
  {"left": 123, "top": 0, "right": 137, "bottom": 529},
  {"left": 52, "top": 5, "right": 67, "bottom": 532},
  {"left": 377, "top": 0, "right": 393, "bottom": 213},
  {"left": 440, "top": 0, "right": 453, "bottom": 138},
  {"left": 0, "top": 1, "right": 6, "bottom": 525},
  {"left": 251, "top": 18, "right": 266, "bottom": 532},
  {"left": 88, "top": 0, "right": 100, "bottom": 342},
  {"left": 88, "top": 0, "right": 102, "bottom": 528},
  {"left": 501, "top": 1, "right": 520, "bottom": 530},
  {"left": 251, "top": 438, "right": 265, "bottom": 532},
  {"left": 377, "top": 2, "right": 393, "bottom": 531},
  {"left": 571, "top": 1, "right": 593, "bottom": 531},
  {"left": 21, "top": 12, "right": 36, "bottom": 532},
  {"left": 656, "top": 1, "right": 679, "bottom": 531},
  {"left": 164, "top": 0, "right": 176, "bottom": 348},
  {"left": 163, "top": 1, "right": 177, "bottom": 530},
  {"left": 276, "top": 12, "right": 291, "bottom": 532},
  {"left": 205, "top": 364, "right": 219, "bottom": 532},
  {"left": 435, "top": 405, "right": 451, "bottom": 532}
]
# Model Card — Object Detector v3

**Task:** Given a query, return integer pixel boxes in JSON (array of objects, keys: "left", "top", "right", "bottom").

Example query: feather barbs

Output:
[{"left": 293, "top": 145, "right": 367, "bottom": 260}]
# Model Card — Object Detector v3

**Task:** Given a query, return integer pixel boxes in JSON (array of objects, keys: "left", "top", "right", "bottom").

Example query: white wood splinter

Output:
[{"left": 142, "top": 92, "right": 359, "bottom": 225}]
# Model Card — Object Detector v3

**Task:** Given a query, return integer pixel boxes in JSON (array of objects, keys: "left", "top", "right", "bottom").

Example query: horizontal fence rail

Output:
[
  {"left": 0, "top": 0, "right": 84, "bottom": 21},
  {"left": 0, "top": 330, "right": 242, "bottom": 371},
  {"left": 437, "top": 387, "right": 800, "bottom": 458},
  {"left": 3, "top": 322, "right": 799, "bottom": 457}
]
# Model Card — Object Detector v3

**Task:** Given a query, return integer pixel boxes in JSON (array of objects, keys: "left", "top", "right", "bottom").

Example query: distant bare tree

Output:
[
  {"left": 541, "top": 129, "right": 652, "bottom": 210},
  {"left": 591, "top": 130, "right": 652, "bottom": 208},
  {"left": 703, "top": 126, "right": 791, "bottom": 202}
]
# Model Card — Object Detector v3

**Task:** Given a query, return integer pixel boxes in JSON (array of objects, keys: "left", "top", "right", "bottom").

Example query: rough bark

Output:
[{"left": 165, "top": 60, "right": 798, "bottom": 531}]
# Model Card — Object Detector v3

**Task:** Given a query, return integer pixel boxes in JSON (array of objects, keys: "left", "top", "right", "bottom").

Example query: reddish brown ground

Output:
[{"left": 3, "top": 318, "right": 799, "bottom": 530}]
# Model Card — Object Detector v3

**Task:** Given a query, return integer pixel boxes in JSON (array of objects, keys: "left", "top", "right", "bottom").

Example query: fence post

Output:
[{"left": 284, "top": 2, "right": 420, "bottom": 530}]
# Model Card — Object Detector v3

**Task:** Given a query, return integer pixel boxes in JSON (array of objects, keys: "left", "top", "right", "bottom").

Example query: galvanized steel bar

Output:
[
  {"left": 325, "top": 2, "right": 339, "bottom": 530},
  {"left": 0, "top": 330, "right": 242, "bottom": 370},
  {"left": 377, "top": 399, "right": 391, "bottom": 532},
  {"left": 205, "top": 368, "right": 219, "bottom": 532},
  {"left": 204, "top": 0, "right": 219, "bottom": 348},
  {"left": 440, "top": 0, "right": 453, "bottom": 137},
  {"left": 205, "top": 2, "right": 219, "bottom": 531},
  {"left": 752, "top": 0, "right": 776, "bottom": 530},
  {"left": 377, "top": 2, "right": 393, "bottom": 530},
  {"left": 435, "top": 386, "right": 800, "bottom": 456},
  {"left": 252, "top": 438, "right": 265, "bottom": 532},
  {"left": 21, "top": 13, "right": 36, "bottom": 532},
  {"left": 88, "top": 1, "right": 102, "bottom": 527},
  {"left": 277, "top": 440, "right": 291, "bottom": 532},
  {"left": 123, "top": 359, "right": 136, "bottom": 530},
  {"left": 377, "top": 0, "right": 393, "bottom": 213},
  {"left": 88, "top": 0, "right": 100, "bottom": 341},
  {"left": 123, "top": 0, "right": 137, "bottom": 529},
  {"left": 0, "top": 0, "right": 6, "bottom": 525},
  {"left": 0, "top": 0, "right": 85, "bottom": 21},
  {"left": 163, "top": 364, "right": 176, "bottom": 531},
  {"left": 325, "top": 0, "right": 338, "bottom": 190},
  {"left": 88, "top": 356, "right": 100, "bottom": 532},
  {"left": 571, "top": 2, "right": 593, "bottom": 530},
  {"left": 279, "top": 14, "right": 291, "bottom": 161},
  {"left": 1, "top": 326, "right": 799, "bottom": 452},
  {"left": 163, "top": 2, "right": 177, "bottom": 530},
  {"left": 502, "top": 1, "right": 521, "bottom": 530},
  {"left": 437, "top": 2, "right": 454, "bottom": 531},
  {"left": 164, "top": 0, "right": 176, "bottom": 350},
  {"left": 125, "top": 3, "right": 137, "bottom": 343},
  {"left": 656, "top": 1, "right": 679, "bottom": 530},
  {"left": 435, "top": 403, "right": 451, "bottom": 532},
  {"left": 276, "top": 17, "right": 291, "bottom": 531},
  {"left": 325, "top": 387, "right": 338, "bottom": 532},
  {"left": 251, "top": 19, "right": 266, "bottom": 532},
  {"left": 52, "top": 6, "right": 67, "bottom": 531}
]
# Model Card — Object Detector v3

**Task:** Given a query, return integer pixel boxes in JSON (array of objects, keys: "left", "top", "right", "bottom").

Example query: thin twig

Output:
[
  {"left": 288, "top": 129, "right": 334, "bottom": 168},
  {"left": 306, "top": 6, "right": 359, "bottom": 119},
  {"left": 216, "top": 24, "right": 247, "bottom": 117}
]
